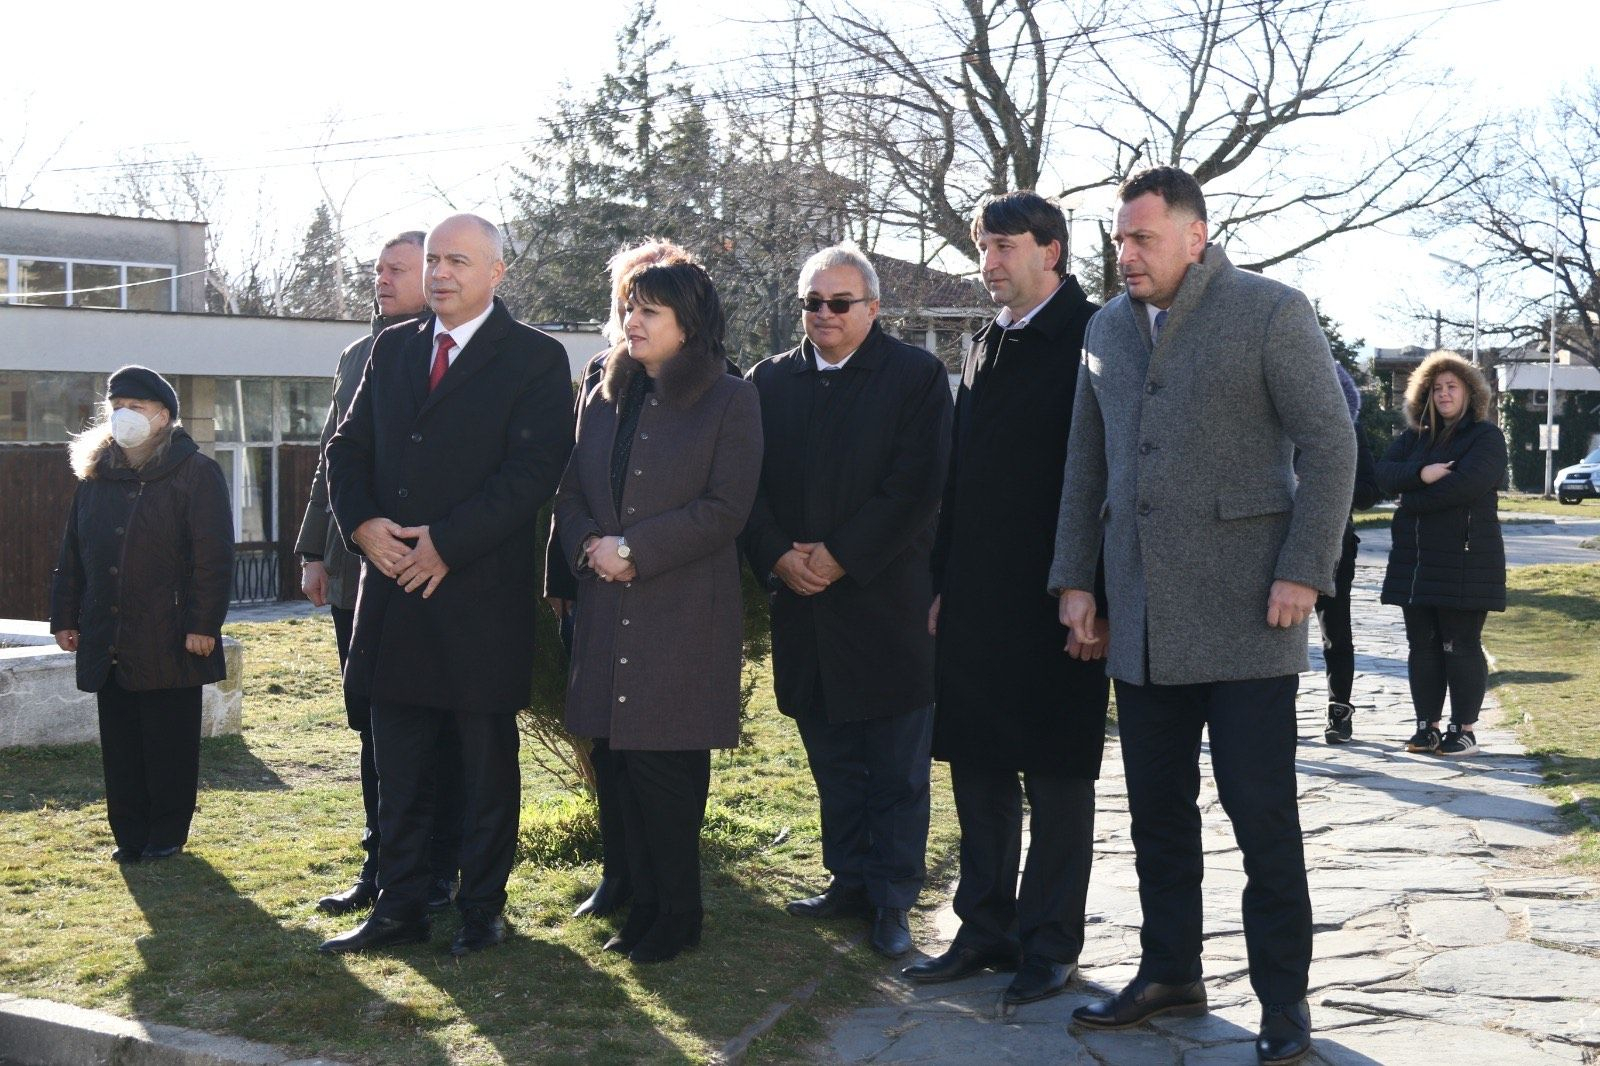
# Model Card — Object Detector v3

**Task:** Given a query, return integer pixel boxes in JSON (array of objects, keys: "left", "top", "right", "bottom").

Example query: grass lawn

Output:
[
  {"left": 1487, "top": 563, "right": 1600, "bottom": 874},
  {"left": 0, "top": 612, "right": 961, "bottom": 1064},
  {"left": 1500, "top": 493, "right": 1598, "bottom": 518}
]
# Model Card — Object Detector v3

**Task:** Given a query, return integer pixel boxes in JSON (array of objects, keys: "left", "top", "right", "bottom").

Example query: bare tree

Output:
[
  {"left": 1436, "top": 76, "right": 1600, "bottom": 362},
  {"left": 0, "top": 97, "right": 76, "bottom": 208},
  {"left": 775, "top": 0, "right": 1484, "bottom": 297}
]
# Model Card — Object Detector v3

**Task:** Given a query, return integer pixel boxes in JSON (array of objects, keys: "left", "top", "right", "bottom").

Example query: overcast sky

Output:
[{"left": 4, "top": 0, "right": 1596, "bottom": 353}]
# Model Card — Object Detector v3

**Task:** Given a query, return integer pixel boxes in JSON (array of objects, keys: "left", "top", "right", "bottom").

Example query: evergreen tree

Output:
[{"left": 282, "top": 204, "right": 349, "bottom": 319}]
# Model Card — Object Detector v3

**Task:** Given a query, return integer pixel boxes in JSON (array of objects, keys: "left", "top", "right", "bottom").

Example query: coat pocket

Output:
[{"left": 1216, "top": 487, "right": 1294, "bottom": 520}]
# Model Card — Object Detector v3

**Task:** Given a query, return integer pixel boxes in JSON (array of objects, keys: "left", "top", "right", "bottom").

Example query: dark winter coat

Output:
[
  {"left": 930, "top": 277, "right": 1109, "bottom": 775},
  {"left": 326, "top": 298, "right": 575, "bottom": 714},
  {"left": 296, "top": 309, "right": 423, "bottom": 609},
  {"left": 743, "top": 324, "right": 953, "bottom": 723},
  {"left": 50, "top": 427, "right": 234, "bottom": 693},
  {"left": 1378, "top": 416, "right": 1507, "bottom": 612},
  {"left": 555, "top": 345, "right": 763, "bottom": 750}
]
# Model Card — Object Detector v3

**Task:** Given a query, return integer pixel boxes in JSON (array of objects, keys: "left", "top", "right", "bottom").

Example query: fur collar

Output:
[
  {"left": 1404, "top": 351, "right": 1492, "bottom": 430},
  {"left": 601, "top": 341, "right": 725, "bottom": 408}
]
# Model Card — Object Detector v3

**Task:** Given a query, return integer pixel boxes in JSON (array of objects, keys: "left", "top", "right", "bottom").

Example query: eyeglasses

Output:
[{"left": 800, "top": 295, "right": 870, "bottom": 314}]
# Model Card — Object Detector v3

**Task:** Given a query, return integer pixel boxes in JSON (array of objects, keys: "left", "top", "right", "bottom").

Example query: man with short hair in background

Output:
[
  {"left": 744, "top": 243, "right": 952, "bottom": 959},
  {"left": 1053, "top": 167, "right": 1354, "bottom": 1065},
  {"left": 298, "top": 231, "right": 465, "bottom": 920},
  {"left": 321, "top": 214, "right": 573, "bottom": 957}
]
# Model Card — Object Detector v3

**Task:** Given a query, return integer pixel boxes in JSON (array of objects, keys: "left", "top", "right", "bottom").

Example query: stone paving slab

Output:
[{"left": 819, "top": 565, "right": 1598, "bottom": 1064}]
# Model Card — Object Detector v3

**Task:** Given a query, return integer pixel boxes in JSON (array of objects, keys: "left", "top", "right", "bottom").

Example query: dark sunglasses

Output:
[{"left": 800, "top": 295, "right": 870, "bottom": 314}]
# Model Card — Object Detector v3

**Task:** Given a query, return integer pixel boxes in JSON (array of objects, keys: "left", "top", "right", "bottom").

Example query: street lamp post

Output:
[
  {"left": 1427, "top": 253, "right": 1482, "bottom": 366},
  {"left": 1544, "top": 181, "right": 1562, "bottom": 499}
]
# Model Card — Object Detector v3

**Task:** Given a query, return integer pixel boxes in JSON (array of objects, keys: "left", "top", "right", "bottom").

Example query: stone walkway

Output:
[{"left": 823, "top": 564, "right": 1600, "bottom": 1064}]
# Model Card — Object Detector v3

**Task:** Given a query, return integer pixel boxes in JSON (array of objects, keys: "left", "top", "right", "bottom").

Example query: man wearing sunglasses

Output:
[{"left": 743, "top": 244, "right": 952, "bottom": 960}]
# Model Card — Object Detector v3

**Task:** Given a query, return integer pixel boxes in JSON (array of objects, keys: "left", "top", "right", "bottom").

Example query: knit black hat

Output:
[{"left": 106, "top": 365, "right": 179, "bottom": 419}]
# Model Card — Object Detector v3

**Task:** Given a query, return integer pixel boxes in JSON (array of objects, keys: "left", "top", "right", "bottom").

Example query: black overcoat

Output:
[
  {"left": 743, "top": 325, "right": 952, "bottom": 723},
  {"left": 326, "top": 298, "right": 574, "bottom": 714},
  {"left": 49, "top": 428, "right": 234, "bottom": 693},
  {"left": 555, "top": 348, "right": 763, "bottom": 750},
  {"left": 1377, "top": 415, "right": 1507, "bottom": 612},
  {"left": 930, "top": 277, "right": 1109, "bottom": 775}
]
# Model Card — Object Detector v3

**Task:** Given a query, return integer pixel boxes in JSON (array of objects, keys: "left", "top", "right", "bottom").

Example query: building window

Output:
[
  {"left": 213, "top": 377, "right": 329, "bottom": 544},
  {"left": 1, "top": 255, "right": 175, "bottom": 310},
  {"left": 0, "top": 371, "right": 106, "bottom": 442}
]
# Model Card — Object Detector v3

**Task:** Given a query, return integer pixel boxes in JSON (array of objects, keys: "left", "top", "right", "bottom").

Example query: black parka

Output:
[
  {"left": 1377, "top": 415, "right": 1507, "bottom": 612},
  {"left": 49, "top": 428, "right": 234, "bottom": 693},
  {"left": 931, "top": 277, "right": 1110, "bottom": 775}
]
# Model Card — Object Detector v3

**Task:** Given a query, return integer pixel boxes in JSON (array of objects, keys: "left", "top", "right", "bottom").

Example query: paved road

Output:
[
  {"left": 1357, "top": 511, "right": 1600, "bottom": 568},
  {"left": 822, "top": 564, "right": 1599, "bottom": 1064}
]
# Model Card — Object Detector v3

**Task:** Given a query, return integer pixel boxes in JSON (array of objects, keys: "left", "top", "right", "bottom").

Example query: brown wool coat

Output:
[{"left": 555, "top": 347, "right": 764, "bottom": 750}]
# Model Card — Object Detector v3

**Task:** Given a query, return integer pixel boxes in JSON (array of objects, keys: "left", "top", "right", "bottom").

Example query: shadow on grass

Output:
[
  {"left": 0, "top": 734, "right": 286, "bottom": 815},
  {"left": 1504, "top": 586, "right": 1600, "bottom": 623},
  {"left": 119, "top": 854, "right": 446, "bottom": 1062},
  {"left": 1491, "top": 669, "right": 1579, "bottom": 688}
]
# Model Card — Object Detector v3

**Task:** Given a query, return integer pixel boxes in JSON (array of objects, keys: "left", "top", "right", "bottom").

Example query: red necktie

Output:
[{"left": 429, "top": 333, "right": 457, "bottom": 392}]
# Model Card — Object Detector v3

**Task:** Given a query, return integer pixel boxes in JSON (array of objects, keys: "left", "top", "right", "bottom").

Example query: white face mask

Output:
[{"left": 110, "top": 407, "right": 156, "bottom": 448}]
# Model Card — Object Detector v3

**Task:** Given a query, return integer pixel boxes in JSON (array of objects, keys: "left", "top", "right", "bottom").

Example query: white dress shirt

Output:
[
  {"left": 431, "top": 300, "right": 495, "bottom": 365},
  {"left": 995, "top": 279, "right": 1067, "bottom": 331}
]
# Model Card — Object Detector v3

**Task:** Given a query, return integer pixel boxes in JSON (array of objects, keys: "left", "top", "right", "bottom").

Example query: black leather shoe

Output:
[
  {"left": 141, "top": 844, "right": 183, "bottom": 861},
  {"left": 111, "top": 847, "right": 142, "bottom": 865},
  {"left": 901, "top": 943, "right": 1020, "bottom": 983},
  {"left": 426, "top": 876, "right": 459, "bottom": 913},
  {"left": 628, "top": 909, "right": 702, "bottom": 964},
  {"left": 1071, "top": 977, "right": 1208, "bottom": 1030},
  {"left": 318, "top": 915, "right": 430, "bottom": 955},
  {"left": 317, "top": 880, "right": 378, "bottom": 916},
  {"left": 451, "top": 908, "right": 507, "bottom": 957},
  {"left": 603, "top": 903, "right": 659, "bottom": 954},
  {"left": 786, "top": 883, "right": 870, "bottom": 920},
  {"left": 1256, "top": 999, "right": 1311, "bottom": 1064},
  {"left": 869, "top": 908, "right": 913, "bottom": 958},
  {"left": 1004, "top": 954, "right": 1076, "bottom": 1005},
  {"left": 573, "top": 874, "right": 633, "bottom": 918}
]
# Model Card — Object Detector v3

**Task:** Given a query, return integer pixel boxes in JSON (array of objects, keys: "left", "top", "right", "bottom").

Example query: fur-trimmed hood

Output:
[
  {"left": 600, "top": 340, "right": 726, "bottom": 408},
  {"left": 1404, "top": 351, "right": 1492, "bottom": 430}
]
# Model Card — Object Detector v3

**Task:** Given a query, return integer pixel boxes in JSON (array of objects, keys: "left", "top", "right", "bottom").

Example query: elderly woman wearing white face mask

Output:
[{"left": 50, "top": 366, "right": 235, "bottom": 864}]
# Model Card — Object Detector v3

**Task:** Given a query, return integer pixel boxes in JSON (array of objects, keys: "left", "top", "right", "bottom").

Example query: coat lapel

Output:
[
  {"left": 419, "top": 298, "right": 513, "bottom": 417},
  {"left": 405, "top": 315, "right": 435, "bottom": 411}
]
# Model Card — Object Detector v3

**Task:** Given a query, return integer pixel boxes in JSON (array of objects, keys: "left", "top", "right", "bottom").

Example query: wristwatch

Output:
[{"left": 616, "top": 538, "right": 632, "bottom": 560}]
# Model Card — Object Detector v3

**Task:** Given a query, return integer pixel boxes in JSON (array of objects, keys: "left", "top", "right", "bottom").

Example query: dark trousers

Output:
[
  {"left": 614, "top": 749, "right": 710, "bottom": 915},
  {"left": 949, "top": 763, "right": 1095, "bottom": 963},
  {"left": 794, "top": 703, "right": 934, "bottom": 910},
  {"left": 332, "top": 606, "right": 463, "bottom": 886},
  {"left": 96, "top": 675, "right": 203, "bottom": 851},
  {"left": 1314, "top": 531, "right": 1358, "bottom": 704},
  {"left": 1113, "top": 674, "right": 1311, "bottom": 1004},
  {"left": 588, "top": 737, "right": 631, "bottom": 884},
  {"left": 1401, "top": 606, "right": 1488, "bottom": 727},
  {"left": 369, "top": 701, "right": 519, "bottom": 921}
]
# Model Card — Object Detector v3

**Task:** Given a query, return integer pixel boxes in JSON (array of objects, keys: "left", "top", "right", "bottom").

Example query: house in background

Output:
[
  {"left": 868, "top": 253, "right": 991, "bottom": 374},
  {"left": 0, "top": 206, "right": 606, "bottom": 619}
]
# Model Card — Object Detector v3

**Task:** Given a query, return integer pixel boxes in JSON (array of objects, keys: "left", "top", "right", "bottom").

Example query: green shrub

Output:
[{"left": 516, "top": 791, "right": 602, "bottom": 867}]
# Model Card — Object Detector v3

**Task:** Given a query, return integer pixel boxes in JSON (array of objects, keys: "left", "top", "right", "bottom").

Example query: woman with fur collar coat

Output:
[
  {"left": 1376, "top": 352, "right": 1506, "bottom": 757},
  {"left": 49, "top": 366, "right": 234, "bottom": 863},
  {"left": 554, "top": 258, "right": 763, "bottom": 964}
]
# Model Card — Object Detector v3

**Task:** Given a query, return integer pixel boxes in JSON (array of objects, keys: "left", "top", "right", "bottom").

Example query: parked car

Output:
[{"left": 1556, "top": 447, "right": 1600, "bottom": 504}]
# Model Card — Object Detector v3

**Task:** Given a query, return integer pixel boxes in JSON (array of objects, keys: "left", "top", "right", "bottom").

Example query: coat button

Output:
[
  {"left": 619, "top": 657, "right": 628, "bottom": 664},
  {"left": 1139, "top": 442, "right": 1154, "bottom": 455},
  {"left": 115, "top": 527, "right": 124, "bottom": 535},
  {"left": 128, "top": 491, "right": 138, "bottom": 500},
  {"left": 1138, "top": 502, "right": 1152, "bottom": 516},
  {"left": 621, "top": 619, "right": 630, "bottom": 626},
  {"left": 649, "top": 397, "right": 659, "bottom": 406},
  {"left": 640, "top": 433, "right": 649, "bottom": 440},
  {"left": 623, "top": 582, "right": 631, "bottom": 589},
  {"left": 109, "top": 566, "right": 118, "bottom": 575},
  {"left": 1146, "top": 382, "right": 1161, "bottom": 395},
  {"left": 626, "top": 507, "right": 636, "bottom": 515},
  {"left": 633, "top": 469, "right": 642, "bottom": 476},
  {"left": 411, "top": 432, "right": 423, "bottom": 443},
  {"left": 398, "top": 488, "right": 409, "bottom": 498},
  {"left": 618, "top": 695, "right": 627, "bottom": 703},
  {"left": 110, "top": 606, "right": 118, "bottom": 614}
]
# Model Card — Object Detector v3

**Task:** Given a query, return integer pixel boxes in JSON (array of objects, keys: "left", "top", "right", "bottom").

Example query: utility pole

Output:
[{"left": 1544, "top": 179, "right": 1561, "bottom": 498}]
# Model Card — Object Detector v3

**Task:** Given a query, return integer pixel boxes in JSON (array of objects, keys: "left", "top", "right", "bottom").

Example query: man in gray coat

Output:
[
  {"left": 296, "top": 231, "right": 462, "bottom": 918},
  {"left": 1050, "top": 167, "right": 1354, "bottom": 1066}
]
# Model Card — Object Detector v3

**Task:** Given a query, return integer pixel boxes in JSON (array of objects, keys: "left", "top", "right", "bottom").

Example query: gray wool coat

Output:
[
  {"left": 1048, "top": 245, "right": 1356, "bottom": 686},
  {"left": 555, "top": 347, "right": 763, "bottom": 751}
]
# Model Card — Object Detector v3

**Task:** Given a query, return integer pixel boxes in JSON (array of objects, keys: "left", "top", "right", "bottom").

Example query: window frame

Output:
[{"left": 0, "top": 253, "right": 177, "bottom": 311}]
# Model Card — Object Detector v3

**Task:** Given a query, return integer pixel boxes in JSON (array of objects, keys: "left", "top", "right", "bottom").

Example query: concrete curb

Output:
[{"left": 0, "top": 995, "right": 348, "bottom": 1066}]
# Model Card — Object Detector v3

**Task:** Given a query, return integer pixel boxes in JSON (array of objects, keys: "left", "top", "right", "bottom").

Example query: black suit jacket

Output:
[
  {"left": 327, "top": 297, "right": 574, "bottom": 713},
  {"left": 743, "top": 324, "right": 952, "bottom": 723}
]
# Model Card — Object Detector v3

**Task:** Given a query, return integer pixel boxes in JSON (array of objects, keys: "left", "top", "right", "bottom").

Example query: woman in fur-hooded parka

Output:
[{"left": 1376, "top": 351, "right": 1505, "bottom": 755}]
